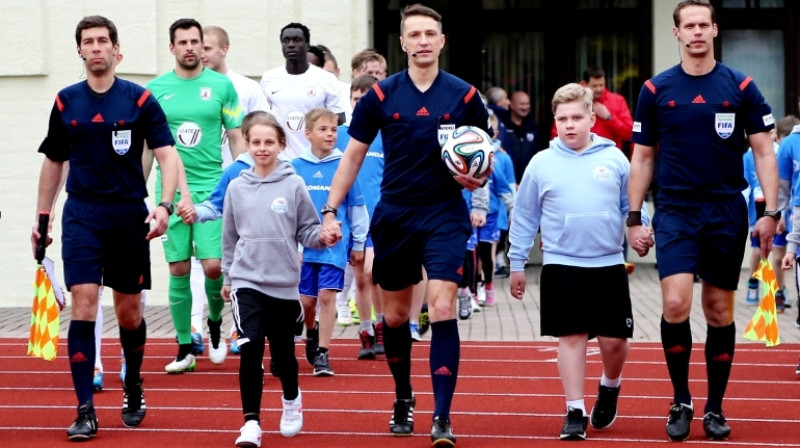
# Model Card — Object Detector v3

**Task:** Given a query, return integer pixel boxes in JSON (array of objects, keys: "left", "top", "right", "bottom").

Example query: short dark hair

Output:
[
  {"left": 75, "top": 15, "right": 118, "bottom": 46},
  {"left": 280, "top": 22, "right": 310, "bottom": 43},
  {"left": 673, "top": 0, "right": 715, "bottom": 27},
  {"left": 582, "top": 66, "right": 606, "bottom": 83},
  {"left": 400, "top": 3, "right": 442, "bottom": 34},
  {"left": 169, "top": 18, "right": 203, "bottom": 44},
  {"left": 308, "top": 46, "right": 326, "bottom": 67}
]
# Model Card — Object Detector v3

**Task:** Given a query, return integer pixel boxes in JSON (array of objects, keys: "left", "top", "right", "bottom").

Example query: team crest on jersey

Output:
[
  {"left": 593, "top": 165, "right": 611, "bottom": 181},
  {"left": 526, "top": 133, "right": 535, "bottom": 142},
  {"left": 715, "top": 113, "right": 735, "bottom": 139},
  {"left": 200, "top": 87, "right": 212, "bottom": 101},
  {"left": 112, "top": 130, "right": 132, "bottom": 155},
  {"left": 271, "top": 197, "right": 289, "bottom": 214},
  {"left": 306, "top": 86, "right": 317, "bottom": 97},
  {"left": 285, "top": 110, "right": 305, "bottom": 132},
  {"left": 177, "top": 122, "right": 203, "bottom": 147}
]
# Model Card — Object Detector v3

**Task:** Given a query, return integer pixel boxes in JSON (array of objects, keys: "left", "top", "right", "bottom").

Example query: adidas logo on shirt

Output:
[
  {"left": 692, "top": 94, "right": 706, "bottom": 104},
  {"left": 313, "top": 170, "right": 324, "bottom": 178},
  {"left": 416, "top": 106, "right": 430, "bottom": 116}
]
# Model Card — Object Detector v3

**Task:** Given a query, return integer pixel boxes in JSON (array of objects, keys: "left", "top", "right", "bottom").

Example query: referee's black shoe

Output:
[{"left": 431, "top": 416, "right": 456, "bottom": 447}]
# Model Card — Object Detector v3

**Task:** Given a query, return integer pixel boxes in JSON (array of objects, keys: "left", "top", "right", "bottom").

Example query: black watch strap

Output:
[
  {"left": 158, "top": 201, "right": 174, "bottom": 215},
  {"left": 321, "top": 203, "right": 338, "bottom": 216},
  {"left": 763, "top": 210, "right": 781, "bottom": 221}
]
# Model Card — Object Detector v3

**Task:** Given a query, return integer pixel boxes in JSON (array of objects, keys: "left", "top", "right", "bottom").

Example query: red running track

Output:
[{"left": 0, "top": 339, "right": 798, "bottom": 447}]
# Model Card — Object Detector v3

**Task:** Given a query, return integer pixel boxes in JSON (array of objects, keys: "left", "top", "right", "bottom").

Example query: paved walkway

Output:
[{"left": 5, "top": 263, "right": 800, "bottom": 344}]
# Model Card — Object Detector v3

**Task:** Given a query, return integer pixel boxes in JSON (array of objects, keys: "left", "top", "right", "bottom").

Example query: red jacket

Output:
[{"left": 550, "top": 88, "right": 633, "bottom": 151}]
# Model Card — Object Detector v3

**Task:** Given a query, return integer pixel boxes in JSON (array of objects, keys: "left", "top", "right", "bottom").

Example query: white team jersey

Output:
[
  {"left": 337, "top": 79, "right": 353, "bottom": 125},
  {"left": 221, "top": 69, "right": 270, "bottom": 168},
  {"left": 260, "top": 64, "right": 345, "bottom": 159}
]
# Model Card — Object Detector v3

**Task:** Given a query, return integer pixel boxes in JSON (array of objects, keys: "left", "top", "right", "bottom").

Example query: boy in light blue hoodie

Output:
[
  {"left": 508, "top": 83, "right": 651, "bottom": 441},
  {"left": 292, "top": 107, "right": 368, "bottom": 377}
]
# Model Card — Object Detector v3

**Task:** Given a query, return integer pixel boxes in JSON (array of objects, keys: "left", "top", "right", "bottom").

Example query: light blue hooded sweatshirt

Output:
[{"left": 508, "top": 134, "right": 650, "bottom": 270}]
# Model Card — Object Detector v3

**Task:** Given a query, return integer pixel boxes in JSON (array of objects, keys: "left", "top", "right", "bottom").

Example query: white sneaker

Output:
[
  {"left": 471, "top": 296, "right": 482, "bottom": 313},
  {"left": 477, "top": 283, "right": 486, "bottom": 306},
  {"left": 235, "top": 420, "right": 262, "bottom": 447},
  {"left": 280, "top": 388, "right": 303, "bottom": 437},
  {"left": 458, "top": 291, "right": 473, "bottom": 320},
  {"left": 209, "top": 339, "right": 227, "bottom": 365},
  {"left": 164, "top": 353, "right": 196, "bottom": 374},
  {"left": 337, "top": 304, "right": 353, "bottom": 326}
]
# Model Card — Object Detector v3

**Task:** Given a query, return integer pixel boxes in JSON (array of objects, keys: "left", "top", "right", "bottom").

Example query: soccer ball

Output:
[{"left": 441, "top": 125, "right": 493, "bottom": 179}]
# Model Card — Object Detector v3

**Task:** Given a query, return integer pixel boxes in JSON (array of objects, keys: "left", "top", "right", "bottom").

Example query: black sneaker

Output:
[
  {"left": 373, "top": 322, "right": 385, "bottom": 355},
  {"left": 312, "top": 351, "right": 334, "bottom": 376},
  {"left": 795, "top": 309, "right": 800, "bottom": 328},
  {"left": 431, "top": 417, "right": 456, "bottom": 447},
  {"left": 666, "top": 403, "right": 693, "bottom": 441},
  {"left": 305, "top": 323, "right": 319, "bottom": 366},
  {"left": 121, "top": 379, "right": 146, "bottom": 427},
  {"left": 358, "top": 331, "right": 376, "bottom": 360},
  {"left": 590, "top": 385, "right": 620, "bottom": 429},
  {"left": 67, "top": 401, "right": 98, "bottom": 440},
  {"left": 702, "top": 411, "right": 730, "bottom": 440},
  {"left": 389, "top": 396, "right": 415, "bottom": 436},
  {"left": 560, "top": 407, "right": 588, "bottom": 440}
]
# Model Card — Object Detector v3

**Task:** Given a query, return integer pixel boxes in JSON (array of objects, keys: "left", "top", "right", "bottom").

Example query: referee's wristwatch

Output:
[
  {"left": 158, "top": 201, "right": 174, "bottom": 215},
  {"left": 763, "top": 210, "right": 781, "bottom": 222},
  {"left": 321, "top": 203, "right": 338, "bottom": 216}
]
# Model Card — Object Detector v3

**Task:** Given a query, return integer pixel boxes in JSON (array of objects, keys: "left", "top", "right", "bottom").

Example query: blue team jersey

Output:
[
  {"left": 337, "top": 125, "right": 384, "bottom": 217},
  {"left": 632, "top": 63, "right": 774, "bottom": 204},
  {"left": 292, "top": 152, "right": 365, "bottom": 269},
  {"left": 38, "top": 78, "right": 174, "bottom": 201},
  {"left": 348, "top": 69, "right": 489, "bottom": 206},
  {"left": 778, "top": 132, "right": 800, "bottom": 208}
]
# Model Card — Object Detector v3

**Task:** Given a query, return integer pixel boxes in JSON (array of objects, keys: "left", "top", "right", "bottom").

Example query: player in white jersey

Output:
[
  {"left": 260, "top": 23, "right": 345, "bottom": 159},
  {"left": 202, "top": 25, "right": 271, "bottom": 354}
]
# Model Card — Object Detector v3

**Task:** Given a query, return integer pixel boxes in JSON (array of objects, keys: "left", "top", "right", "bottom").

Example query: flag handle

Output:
[{"left": 35, "top": 212, "right": 49, "bottom": 264}]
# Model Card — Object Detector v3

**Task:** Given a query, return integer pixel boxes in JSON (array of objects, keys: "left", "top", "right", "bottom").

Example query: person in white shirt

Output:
[{"left": 260, "top": 23, "right": 346, "bottom": 159}]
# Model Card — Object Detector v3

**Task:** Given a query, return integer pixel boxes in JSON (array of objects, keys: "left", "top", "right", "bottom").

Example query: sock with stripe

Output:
[
  {"left": 661, "top": 316, "right": 692, "bottom": 405},
  {"left": 68, "top": 320, "right": 96, "bottom": 405},
  {"left": 704, "top": 323, "right": 735, "bottom": 413},
  {"left": 383, "top": 318, "right": 413, "bottom": 399},
  {"left": 120, "top": 319, "right": 146, "bottom": 391},
  {"left": 430, "top": 319, "right": 460, "bottom": 421}
]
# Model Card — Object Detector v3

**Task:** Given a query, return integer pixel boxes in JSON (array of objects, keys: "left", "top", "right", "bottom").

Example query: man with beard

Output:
[{"left": 146, "top": 18, "right": 245, "bottom": 374}]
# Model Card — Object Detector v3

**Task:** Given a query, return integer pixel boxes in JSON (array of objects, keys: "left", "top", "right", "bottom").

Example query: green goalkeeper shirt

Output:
[{"left": 148, "top": 68, "right": 244, "bottom": 192}]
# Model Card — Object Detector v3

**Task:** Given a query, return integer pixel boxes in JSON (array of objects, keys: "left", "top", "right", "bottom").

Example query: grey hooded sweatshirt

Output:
[{"left": 222, "top": 161, "right": 323, "bottom": 301}]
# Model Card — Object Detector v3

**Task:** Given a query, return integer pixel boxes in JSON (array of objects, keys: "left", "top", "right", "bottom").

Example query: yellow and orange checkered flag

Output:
[
  {"left": 28, "top": 265, "right": 60, "bottom": 360},
  {"left": 743, "top": 259, "right": 780, "bottom": 347},
  {"left": 27, "top": 212, "right": 60, "bottom": 361}
]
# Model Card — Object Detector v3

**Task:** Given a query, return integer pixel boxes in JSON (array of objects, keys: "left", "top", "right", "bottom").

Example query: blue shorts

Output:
[
  {"left": 371, "top": 197, "right": 471, "bottom": 291},
  {"left": 61, "top": 197, "right": 151, "bottom": 293},
  {"left": 298, "top": 262, "right": 345, "bottom": 297},
  {"left": 477, "top": 212, "right": 500, "bottom": 243},
  {"left": 750, "top": 230, "right": 788, "bottom": 248},
  {"left": 466, "top": 228, "right": 478, "bottom": 251},
  {"left": 654, "top": 195, "right": 748, "bottom": 290}
]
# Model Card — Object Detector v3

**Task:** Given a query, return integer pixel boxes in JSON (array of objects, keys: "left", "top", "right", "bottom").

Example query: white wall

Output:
[
  {"left": 0, "top": 0, "right": 370, "bottom": 307},
  {"left": 652, "top": 0, "right": 683, "bottom": 74}
]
